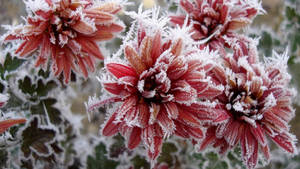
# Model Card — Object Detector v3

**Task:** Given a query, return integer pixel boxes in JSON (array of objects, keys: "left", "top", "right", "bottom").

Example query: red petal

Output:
[
  {"left": 16, "top": 36, "right": 42, "bottom": 57},
  {"left": 102, "top": 113, "right": 119, "bottom": 136},
  {"left": 151, "top": 31, "right": 162, "bottom": 62},
  {"left": 148, "top": 136, "right": 163, "bottom": 161},
  {"left": 96, "top": 23, "right": 124, "bottom": 32},
  {"left": 128, "top": 127, "right": 142, "bottom": 149},
  {"left": 91, "top": 30, "right": 114, "bottom": 41},
  {"left": 250, "top": 123, "right": 266, "bottom": 146},
  {"left": 174, "top": 121, "right": 189, "bottom": 138},
  {"left": 169, "top": 15, "right": 185, "bottom": 26},
  {"left": 72, "top": 20, "right": 95, "bottom": 35},
  {"left": 186, "top": 127, "right": 203, "bottom": 139},
  {"left": 103, "top": 82, "right": 125, "bottom": 95},
  {"left": 84, "top": 10, "right": 114, "bottom": 24},
  {"left": 178, "top": 109, "right": 200, "bottom": 126},
  {"left": 172, "top": 80, "right": 197, "bottom": 104},
  {"left": 124, "top": 46, "right": 146, "bottom": 75},
  {"left": 163, "top": 102, "right": 179, "bottom": 119},
  {"left": 157, "top": 108, "right": 175, "bottom": 136},
  {"left": 271, "top": 133, "right": 296, "bottom": 154},
  {"left": 136, "top": 102, "right": 150, "bottom": 127},
  {"left": 77, "top": 38, "right": 104, "bottom": 59},
  {"left": 199, "top": 127, "right": 216, "bottom": 150},
  {"left": 106, "top": 63, "right": 137, "bottom": 78},
  {"left": 0, "top": 118, "right": 26, "bottom": 134},
  {"left": 140, "top": 36, "right": 154, "bottom": 68}
]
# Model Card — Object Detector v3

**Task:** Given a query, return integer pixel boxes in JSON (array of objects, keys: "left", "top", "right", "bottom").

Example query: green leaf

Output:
[
  {"left": 21, "top": 117, "right": 56, "bottom": 158},
  {"left": 30, "top": 98, "right": 63, "bottom": 125},
  {"left": 18, "top": 76, "right": 57, "bottom": 101},
  {"left": 131, "top": 155, "right": 150, "bottom": 169},
  {"left": 0, "top": 150, "right": 8, "bottom": 168},
  {"left": 158, "top": 142, "right": 178, "bottom": 166},
  {"left": 87, "top": 142, "right": 119, "bottom": 169},
  {"left": 109, "top": 134, "right": 126, "bottom": 158},
  {"left": 0, "top": 53, "right": 25, "bottom": 79}
]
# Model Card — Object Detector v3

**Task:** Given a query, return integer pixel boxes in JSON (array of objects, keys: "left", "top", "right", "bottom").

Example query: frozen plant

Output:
[
  {"left": 170, "top": 0, "right": 264, "bottom": 56},
  {"left": 199, "top": 40, "right": 297, "bottom": 168},
  {"left": 1, "top": 0, "right": 124, "bottom": 83},
  {"left": 0, "top": 0, "right": 299, "bottom": 169}
]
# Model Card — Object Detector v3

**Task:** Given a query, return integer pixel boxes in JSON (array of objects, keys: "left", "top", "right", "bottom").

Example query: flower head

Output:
[
  {"left": 170, "top": 0, "right": 263, "bottom": 54},
  {"left": 199, "top": 45, "right": 297, "bottom": 168},
  {"left": 87, "top": 7, "right": 224, "bottom": 162},
  {"left": 2, "top": 0, "right": 124, "bottom": 83}
]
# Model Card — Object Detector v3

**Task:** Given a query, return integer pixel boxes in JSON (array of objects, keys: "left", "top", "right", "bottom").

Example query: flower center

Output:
[
  {"left": 49, "top": 8, "right": 78, "bottom": 46},
  {"left": 137, "top": 70, "right": 172, "bottom": 103},
  {"left": 225, "top": 86, "right": 262, "bottom": 126}
]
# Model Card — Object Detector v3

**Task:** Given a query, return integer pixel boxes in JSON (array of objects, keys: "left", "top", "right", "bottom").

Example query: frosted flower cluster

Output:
[
  {"left": 86, "top": 2, "right": 297, "bottom": 169},
  {"left": 0, "top": 0, "right": 298, "bottom": 169}
]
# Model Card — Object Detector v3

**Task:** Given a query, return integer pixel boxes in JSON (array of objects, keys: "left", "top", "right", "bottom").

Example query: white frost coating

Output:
[
  {"left": 233, "top": 101, "right": 244, "bottom": 112},
  {"left": 264, "top": 93, "right": 277, "bottom": 109},
  {"left": 24, "top": 0, "right": 52, "bottom": 13},
  {"left": 0, "top": 93, "right": 9, "bottom": 106},
  {"left": 72, "top": 7, "right": 97, "bottom": 32},
  {"left": 125, "top": 4, "right": 169, "bottom": 36}
]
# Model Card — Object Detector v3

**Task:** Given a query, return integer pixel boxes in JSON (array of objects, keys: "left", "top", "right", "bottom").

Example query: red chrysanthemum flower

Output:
[
  {"left": 170, "top": 0, "right": 263, "bottom": 55},
  {"left": 199, "top": 42, "right": 297, "bottom": 168},
  {"left": 2, "top": 0, "right": 124, "bottom": 83},
  {"left": 87, "top": 9, "right": 225, "bottom": 161},
  {"left": 0, "top": 94, "right": 26, "bottom": 134}
]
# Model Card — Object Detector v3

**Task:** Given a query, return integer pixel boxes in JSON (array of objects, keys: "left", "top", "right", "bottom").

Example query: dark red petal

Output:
[
  {"left": 128, "top": 127, "right": 142, "bottom": 149},
  {"left": 250, "top": 123, "right": 266, "bottom": 146},
  {"left": 186, "top": 127, "right": 203, "bottom": 139},
  {"left": 102, "top": 113, "right": 119, "bottom": 136},
  {"left": 178, "top": 110, "right": 200, "bottom": 126},
  {"left": 136, "top": 102, "right": 150, "bottom": 127},
  {"left": 271, "top": 133, "right": 296, "bottom": 154},
  {"left": 174, "top": 121, "right": 189, "bottom": 138},
  {"left": 148, "top": 136, "right": 163, "bottom": 161}
]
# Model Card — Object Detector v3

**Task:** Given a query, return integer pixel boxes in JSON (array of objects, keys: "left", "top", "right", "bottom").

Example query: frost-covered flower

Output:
[
  {"left": 87, "top": 8, "right": 224, "bottom": 162},
  {"left": 170, "top": 0, "right": 263, "bottom": 55},
  {"left": 2, "top": 0, "right": 124, "bottom": 83},
  {"left": 199, "top": 46, "right": 297, "bottom": 168}
]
